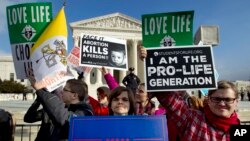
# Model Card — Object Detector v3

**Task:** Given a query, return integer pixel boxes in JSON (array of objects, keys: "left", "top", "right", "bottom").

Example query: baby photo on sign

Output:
[
  {"left": 79, "top": 33, "right": 128, "bottom": 71},
  {"left": 109, "top": 44, "right": 127, "bottom": 68}
]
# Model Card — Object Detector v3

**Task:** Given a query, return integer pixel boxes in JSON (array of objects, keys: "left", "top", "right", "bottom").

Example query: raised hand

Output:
[
  {"left": 138, "top": 45, "right": 147, "bottom": 61},
  {"left": 98, "top": 66, "right": 108, "bottom": 75},
  {"left": 27, "top": 69, "right": 44, "bottom": 90}
]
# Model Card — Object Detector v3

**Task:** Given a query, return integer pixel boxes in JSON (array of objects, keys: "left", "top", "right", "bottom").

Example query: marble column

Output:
[
  {"left": 96, "top": 68, "right": 102, "bottom": 84},
  {"left": 108, "top": 68, "right": 114, "bottom": 76},
  {"left": 83, "top": 72, "right": 90, "bottom": 84},
  {"left": 119, "top": 70, "right": 126, "bottom": 85},
  {"left": 131, "top": 39, "right": 138, "bottom": 75}
]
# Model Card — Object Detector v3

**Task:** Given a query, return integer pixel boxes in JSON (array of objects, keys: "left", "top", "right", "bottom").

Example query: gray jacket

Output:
[{"left": 24, "top": 89, "right": 93, "bottom": 141}]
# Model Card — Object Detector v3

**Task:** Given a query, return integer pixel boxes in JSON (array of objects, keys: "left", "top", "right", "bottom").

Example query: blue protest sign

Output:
[{"left": 69, "top": 115, "right": 168, "bottom": 141}]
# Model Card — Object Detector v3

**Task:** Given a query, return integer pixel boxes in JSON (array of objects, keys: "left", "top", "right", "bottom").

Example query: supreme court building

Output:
[
  {"left": 70, "top": 12, "right": 145, "bottom": 93},
  {"left": 0, "top": 12, "right": 144, "bottom": 96},
  {"left": 1, "top": 13, "right": 250, "bottom": 98}
]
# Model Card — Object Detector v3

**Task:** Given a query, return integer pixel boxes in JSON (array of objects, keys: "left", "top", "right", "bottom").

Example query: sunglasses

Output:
[{"left": 209, "top": 97, "right": 236, "bottom": 104}]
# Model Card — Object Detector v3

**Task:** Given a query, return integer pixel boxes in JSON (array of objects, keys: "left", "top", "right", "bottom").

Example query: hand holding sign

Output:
[
  {"left": 98, "top": 66, "right": 108, "bottom": 75},
  {"left": 138, "top": 45, "right": 147, "bottom": 61},
  {"left": 27, "top": 69, "right": 44, "bottom": 90}
]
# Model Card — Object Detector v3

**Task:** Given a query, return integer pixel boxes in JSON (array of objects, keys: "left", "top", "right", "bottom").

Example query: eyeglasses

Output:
[
  {"left": 63, "top": 88, "right": 75, "bottom": 93},
  {"left": 209, "top": 97, "right": 236, "bottom": 104}
]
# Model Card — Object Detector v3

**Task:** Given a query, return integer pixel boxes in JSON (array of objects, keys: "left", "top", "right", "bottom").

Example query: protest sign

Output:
[
  {"left": 200, "top": 69, "right": 219, "bottom": 95},
  {"left": 31, "top": 7, "right": 73, "bottom": 91},
  {"left": 79, "top": 33, "right": 128, "bottom": 70},
  {"left": 69, "top": 116, "right": 168, "bottom": 141},
  {"left": 145, "top": 45, "right": 217, "bottom": 92},
  {"left": 6, "top": 2, "right": 52, "bottom": 79},
  {"left": 142, "top": 11, "right": 194, "bottom": 48},
  {"left": 67, "top": 46, "right": 92, "bottom": 77}
]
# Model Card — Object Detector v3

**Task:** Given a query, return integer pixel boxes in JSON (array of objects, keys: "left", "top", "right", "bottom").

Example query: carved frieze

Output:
[{"left": 72, "top": 13, "right": 141, "bottom": 30}]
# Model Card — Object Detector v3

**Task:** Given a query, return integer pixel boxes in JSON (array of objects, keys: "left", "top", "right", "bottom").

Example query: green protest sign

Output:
[
  {"left": 142, "top": 11, "right": 194, "bottom": 48},
  {"left": 6, "top": 2, "right": 52, "bottom": 79}
]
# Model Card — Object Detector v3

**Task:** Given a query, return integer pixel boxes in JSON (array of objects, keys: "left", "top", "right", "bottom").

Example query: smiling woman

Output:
[{"left": 207, "top": 80, "right": 239, "bottom": 118}]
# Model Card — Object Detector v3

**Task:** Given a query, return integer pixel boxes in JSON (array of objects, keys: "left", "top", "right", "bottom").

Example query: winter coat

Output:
[
  {"left": 24, "top": 89, "right": 93, "bottom": 141},
  {"left": 104, "top": 73, "right": 119, "bottom": 90},
  {"left": 156, "top": 91, "right": 240, "bottom": 141},
  {"left": 122, "top": 73, "right": 140, "bottom": 91}
]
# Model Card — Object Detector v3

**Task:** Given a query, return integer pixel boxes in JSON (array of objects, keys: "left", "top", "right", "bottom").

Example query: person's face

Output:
[
  {"left": 62, "top": 84, "right": 77, "bottom": 105},
  {"left": 97, "top": 92, "right": 108, "bottom": 105},
  {"left": 208, "top": 88, "right": 238, "bottom": 118},
  {"left": 135, "top": 85, "right": 148, "bottom": 103},
  {"left": 111, "top": 91, "right": 130, "bottom": 115},
  {"left": 111, "top": 51, "right": 124, "bottom": 65}
]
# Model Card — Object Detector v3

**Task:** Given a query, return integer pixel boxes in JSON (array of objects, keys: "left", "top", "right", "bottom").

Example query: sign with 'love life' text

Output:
[
  {"left": 142, "top": 11, "right": 194, "bottom": 48},
  {"left": 6, "top": 2, "right": 52, "bottom": 79},
  {"left": 68, "top": 116, "right": 168, "bottom": 141},
  {"left": 144, "top": 45, "right": 217, "bottom": 92}
]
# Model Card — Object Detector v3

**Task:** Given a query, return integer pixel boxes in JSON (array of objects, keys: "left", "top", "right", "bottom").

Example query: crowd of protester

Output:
[{"left": 0, "top": 46, "right": 244, "bottom": 141}]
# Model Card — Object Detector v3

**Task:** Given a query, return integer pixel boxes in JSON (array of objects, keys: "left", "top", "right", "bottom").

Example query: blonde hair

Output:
[{"left": 208, "top": 80, "right": 238, "bottom": 98}]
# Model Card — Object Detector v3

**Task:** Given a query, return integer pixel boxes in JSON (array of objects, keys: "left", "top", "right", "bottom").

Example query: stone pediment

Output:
[{"left": 70, "top": 13, "right": 141, "bottom": 30}]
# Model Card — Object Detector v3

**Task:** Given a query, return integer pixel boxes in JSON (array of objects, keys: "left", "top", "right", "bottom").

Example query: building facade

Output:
[
  {"left": 0, "top": 56, "right": 29, "bottom": 86},
  {"left": 1, "top": 13, "right": 250, "bottom": 99},
  {"left": 1, "top": 13, "right": 144, "bottom": 98},
  {"left": 233, "top": 80, "right": 250, "bottom": 92},
  {"left": 70, "top": 13, "right": 144, "bottom": 95}
]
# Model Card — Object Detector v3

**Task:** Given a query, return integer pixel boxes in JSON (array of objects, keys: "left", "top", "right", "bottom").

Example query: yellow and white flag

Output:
[{"left": 31, "top": 7, "right": 73, "bottom": 91}]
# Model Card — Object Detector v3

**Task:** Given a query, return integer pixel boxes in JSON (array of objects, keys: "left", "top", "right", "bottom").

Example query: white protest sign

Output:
[
  {"left": 6, "top": 2, "right": 52, "bottom": 79},
  {"left": 67, "top": 46, "right": 92, "bottom": 77},
  {"left": 31, "top": 7, "right": 73, "bottom": 92}
]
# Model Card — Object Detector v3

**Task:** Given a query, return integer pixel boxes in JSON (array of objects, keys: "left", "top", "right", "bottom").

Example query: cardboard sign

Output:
[
  {"left": 79, "top": 33, "right": 128, "bottom": 70},
  {"left": 145, "top": 45, "right": 217, "bottom": 92},
  {"left": 142, "top": 11, "right": 194, "bottom": 48},
  {"left": 6, "top": 2, "right": 52, "bottom": 79},
  {"left": 200, "top": 69, "right": 219, "bottom": 95},
  {"left": 67, "top": 46, "right": 92, "bottom": 77},
  {"left": 69, "top": 116, "right": 168, "bottom": 141}
]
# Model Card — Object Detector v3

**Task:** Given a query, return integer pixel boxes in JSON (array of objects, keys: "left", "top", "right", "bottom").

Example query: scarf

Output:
[{"left": 204, "top": 105, "right": 240, "bottom": 132}]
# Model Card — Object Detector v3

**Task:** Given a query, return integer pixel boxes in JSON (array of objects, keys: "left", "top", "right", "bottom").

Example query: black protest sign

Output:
[
  {"left": 79, "top": 34, "right": 127, "bottom": 70},
  {"left": 145, "top": 46, "right": 217, "bottom": 92}
]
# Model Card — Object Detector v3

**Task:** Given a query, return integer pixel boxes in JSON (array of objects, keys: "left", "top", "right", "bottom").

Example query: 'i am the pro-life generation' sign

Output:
[
  {"left": 79, "top": 33, "right": 128, "bottom": 70},
  {"left": 145, "top": 45, "right": 217, "bottom": 92},
  {"left": 142, "top": 11, "right": 194, "bottom": 48},
  {"left": 7, "top": 2, "right": 52, "bottom": 79}
]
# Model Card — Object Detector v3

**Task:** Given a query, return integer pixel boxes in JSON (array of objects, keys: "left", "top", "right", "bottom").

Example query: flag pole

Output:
[{"left": 63, "top": 0, "right": 66, "bottom": 7}]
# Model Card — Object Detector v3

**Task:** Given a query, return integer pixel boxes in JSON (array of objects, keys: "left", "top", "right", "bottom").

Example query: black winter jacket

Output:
[{"left": 24, "top": 89, "right": 93, "bottom": 141}]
